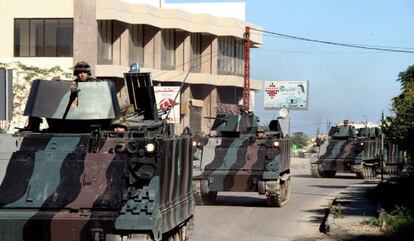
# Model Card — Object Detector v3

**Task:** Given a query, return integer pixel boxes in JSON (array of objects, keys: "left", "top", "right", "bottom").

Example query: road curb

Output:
[
  {"left": 319, "top": 196, "right": 341, "bottom": 236},
  {"left": 320, "top": 182, "right": 380, "bottom": 237}
]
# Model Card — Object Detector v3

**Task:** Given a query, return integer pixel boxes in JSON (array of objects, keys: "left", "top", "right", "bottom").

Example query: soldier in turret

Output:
[{"left": 71, "top": 61, "right": 96, "bottom": 94}]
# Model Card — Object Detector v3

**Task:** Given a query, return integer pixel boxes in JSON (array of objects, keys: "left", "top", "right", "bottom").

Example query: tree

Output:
[
  {"left": 383, "top": 65, "right": 414, "bottom": 165},
  {"left": 291, "top": 132, "right": 310, "bottom": 149}
]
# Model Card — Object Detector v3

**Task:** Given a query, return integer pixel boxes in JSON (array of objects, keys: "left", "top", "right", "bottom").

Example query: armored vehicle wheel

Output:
[
  {"left": 123, "top": 234, "right": 154, "bottom": 241},
  {"left": 265, "top": 176, "right": 291, "bottom": 207},
  {"left": 384, "top": 164, "right": 401, "bottom": 175},
  {"left": 310, "top": 164, "right": 322, "bottom": 178},
  {"left": 198, "top": 191, "right": 217, "bottom": 205},
  {"left": 193, "top": 180, "right": 217, "bottom": 205},
  {"left": 355, "top": 163, "right": 377, "bottom": 179},
  {"left": 310, "top": 164, "right": 336, "bottom": 178},
  {"left": 166, "top": 216, "right": 193, "bottom": 241}
]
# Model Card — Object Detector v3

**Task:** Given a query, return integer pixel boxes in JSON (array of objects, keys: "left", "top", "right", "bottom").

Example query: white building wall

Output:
[
  {"left": 121, "top": 0, "right": 164, "bottom": 8},
  {"left": 0, "top": 0, "right": 73, "bottom": 59},
  {"left": 164, "top": 2, "right": 246, "bottom": 21}
]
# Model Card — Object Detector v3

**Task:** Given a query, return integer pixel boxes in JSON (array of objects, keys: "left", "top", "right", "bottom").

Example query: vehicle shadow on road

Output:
[
  {"left": 309, "top": 185, "right": 349, "bottom": 189},
  {"left": 293, "top": 174, "right": 359, "bottom": 179},
  {"left": 211, "top": 195, "right": 268, "bottom": 207}
]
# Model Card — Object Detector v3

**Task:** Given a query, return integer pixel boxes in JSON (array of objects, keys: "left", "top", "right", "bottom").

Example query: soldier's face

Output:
[{"left": 78, "top": 72, "right": 89, "bottom": 81}]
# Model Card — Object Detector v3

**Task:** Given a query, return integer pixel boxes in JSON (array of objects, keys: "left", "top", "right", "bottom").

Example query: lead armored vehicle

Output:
[
  {"left": 0, "top": 70, "right": 194, "bottom": 241},
  {"left": 192, "top": 110, "right": 291, "bottom": 207},
  {"left": 310, "top": 121, "right": 405, "bottom": 179}
]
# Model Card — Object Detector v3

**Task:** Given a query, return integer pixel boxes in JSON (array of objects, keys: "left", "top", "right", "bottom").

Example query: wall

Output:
[
  {"left": 0, "top": 0, "right": 73, "bottom": 58},
  {"left": 164, "top": 2, "right": 246, "bottom": 21}
]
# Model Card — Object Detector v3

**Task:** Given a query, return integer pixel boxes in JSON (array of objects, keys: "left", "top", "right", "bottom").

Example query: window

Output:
[
  {"left": 235, "top": 39, "right": 244, "bottom": 76},
  {"left": 217, "top": 36, "right": 244, "bottom": 76},
  {"left": 190, "top": 33, "right": 202, "bottom": 72},
  {"left": 14, "top": 18, "right": 73, "bottom": 57},
  {"left": 129, "top": 24, "right": 144, "bottom": 67},
  {"left": 97, "top": 20, "right": 113, "bottom": 64},
  {"left": 161, "top": 29, "right": 176, "bottom": 70}
]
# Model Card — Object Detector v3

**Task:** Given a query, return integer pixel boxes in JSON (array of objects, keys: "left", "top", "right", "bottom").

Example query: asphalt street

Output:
[{"left": 192, "top": 158, "right": 367, "bottom": 241}]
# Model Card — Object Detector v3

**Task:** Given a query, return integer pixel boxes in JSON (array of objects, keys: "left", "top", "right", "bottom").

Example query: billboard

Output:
[
  {"left": 154, "top": 86, "right": 181, "bottom": 123},
  {"left": 264, "top": 80, "right": 308, "bottom": 110}
]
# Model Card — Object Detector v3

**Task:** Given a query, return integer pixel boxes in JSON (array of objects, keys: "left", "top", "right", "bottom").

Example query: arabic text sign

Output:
[
  {"left": 264, "top": 80, "right": 308, "bottom": 110},
  {"left": 154, "top": 86, "right": 180, "bottom": 123}
]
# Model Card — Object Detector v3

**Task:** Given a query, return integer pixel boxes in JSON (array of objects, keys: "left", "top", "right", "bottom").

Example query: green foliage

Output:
[
  {"left": 362, "top": 206, "right": 414, "bottom": 238},
  {"left": 329, "top": 202, "right": 343, "bottom": 219},
  {"left": 291, "top": 132, "right": 310, "bottom": 149},
  {"left": 383, "top": 65, "right": 414, "bottom": 168},
  {"left": 361, "top": 217, "right": 382, "bottom": 227}
]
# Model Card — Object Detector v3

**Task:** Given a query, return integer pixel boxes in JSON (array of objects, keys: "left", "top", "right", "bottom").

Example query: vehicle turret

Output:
[
  {"left": 328, "top": 125, "right": 357, "bottom": 139},
  {"left": 211, "top": 112, "right": 259, "bottom": 137},
  {"left": 23, "top": 79, "right": 121, "bottom": 132}
]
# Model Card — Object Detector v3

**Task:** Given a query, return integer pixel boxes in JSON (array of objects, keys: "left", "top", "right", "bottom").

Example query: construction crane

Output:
[{"left": 243, "top": 26, "right": 251, "bottom": 111}]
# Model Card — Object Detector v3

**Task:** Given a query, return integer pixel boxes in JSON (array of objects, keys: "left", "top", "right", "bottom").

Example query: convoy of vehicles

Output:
[{"left": 310, "top": 121, "right": 405, "bottom": 179}]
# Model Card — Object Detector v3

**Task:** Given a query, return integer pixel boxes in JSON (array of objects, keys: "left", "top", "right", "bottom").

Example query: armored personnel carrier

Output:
[
  {"left": 310, "top": 121, "right": 405, "bottom": 179},
  {"left": 0, "top": 70, "right": 194, "bottom": 241},
  {"left": 192, "top": 110, "right": 291, "bottom": 207}
]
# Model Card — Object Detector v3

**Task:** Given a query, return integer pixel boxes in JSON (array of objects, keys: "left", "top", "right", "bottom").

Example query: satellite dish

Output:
[{"left": 279, "top": 108, "right": 289, "bottom": 118}]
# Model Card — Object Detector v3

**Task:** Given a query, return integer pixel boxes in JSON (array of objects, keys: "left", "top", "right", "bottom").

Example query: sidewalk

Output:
[{"left": 321, "top": 180, "right": 387, "bottom": 241}]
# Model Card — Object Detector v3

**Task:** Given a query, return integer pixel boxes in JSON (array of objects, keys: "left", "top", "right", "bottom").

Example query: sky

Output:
[{"left": 167, "top": 0, "right": 414, "bottom": 135}]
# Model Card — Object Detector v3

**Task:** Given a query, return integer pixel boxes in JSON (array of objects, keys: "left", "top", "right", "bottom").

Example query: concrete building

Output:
[{"left": 0, "top": 0, "right": 263, "bottom": 134}]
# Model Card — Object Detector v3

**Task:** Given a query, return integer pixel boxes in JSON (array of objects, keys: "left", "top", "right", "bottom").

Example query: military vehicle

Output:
[
  {"left": 0, "top": 70, "right": 194, "bottom": 241},
  {"left": 310, "top": 121, "right": 405, "bottom": 179},
  {"left": 192, "top": 110, "right": 291, "bottom": 207}
]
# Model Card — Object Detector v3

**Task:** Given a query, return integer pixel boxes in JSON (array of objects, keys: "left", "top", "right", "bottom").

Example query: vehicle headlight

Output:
[
  {"left": 192, "top": 141, "right": 198, "bottom": 147},
  {"left": 197, "top": 141, "right": 202, "bottom": 147},
  {"left": 360, "top": 142, "right": 364, "bottom": 146},
  {"left": 145, "top": 143, "right": 156, "bottom": 153},
  {"left": 273, "top": 141, "right": 280, "bottom": 147}
]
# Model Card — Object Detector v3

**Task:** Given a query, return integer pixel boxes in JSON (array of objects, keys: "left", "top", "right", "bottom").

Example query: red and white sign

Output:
[{"left": 154, "top": 86, "right": 181, "bottom": 123}]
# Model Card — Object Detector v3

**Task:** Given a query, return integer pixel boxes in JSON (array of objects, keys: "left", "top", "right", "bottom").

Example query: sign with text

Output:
[
  {"left": 154, "top": 86, "right": 180, "bottom": 123},
  {"left": 264, "top": 80, "right": 308, "bottom": 110}
]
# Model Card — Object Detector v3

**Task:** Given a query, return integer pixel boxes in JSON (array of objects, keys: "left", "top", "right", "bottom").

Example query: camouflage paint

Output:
[
  {"left": 195, "top": 136, "right": 290, "bottom": 192},
  {"left": 0, "top": 134, "right": 193, "bottom": 241},
  {"left": 311, "top": 125, "right": 405, "bottom": 177}
]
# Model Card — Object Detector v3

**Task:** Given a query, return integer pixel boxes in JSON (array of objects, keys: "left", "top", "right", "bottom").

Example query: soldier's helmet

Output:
[
  {"left": 111, "top": 117, "right": 128, "bottom": 130},
  {"left": 257, "top": 128, "right": 265, "bottom": 133},
  {"left": 73, "top": 61, "right": 92, "bottom": 76}
]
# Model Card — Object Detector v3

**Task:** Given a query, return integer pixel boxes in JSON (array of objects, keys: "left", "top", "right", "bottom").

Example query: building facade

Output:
[{"left": 0, "top": 0, "right": 263, "bottom": 134}]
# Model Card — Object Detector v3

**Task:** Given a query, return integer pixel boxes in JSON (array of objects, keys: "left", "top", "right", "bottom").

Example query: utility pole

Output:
[
  {"left": 243, "top": 26, "right": 251, "bottom": 111},
  {"left": 380, "top": 111, "right": 385, "bottom": 182}
]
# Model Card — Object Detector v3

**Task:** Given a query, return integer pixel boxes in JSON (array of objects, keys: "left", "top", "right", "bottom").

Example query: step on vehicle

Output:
[
  {"left": 192, "top": 109, "right": 291, "bottom": 207},
  {"left": 0, "top": 68, "right": 194, "bottom": 241}
]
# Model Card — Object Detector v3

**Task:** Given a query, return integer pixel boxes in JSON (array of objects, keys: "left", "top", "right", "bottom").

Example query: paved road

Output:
[{"left": 192, "top": 158, "right": 367, "bottom": 241}]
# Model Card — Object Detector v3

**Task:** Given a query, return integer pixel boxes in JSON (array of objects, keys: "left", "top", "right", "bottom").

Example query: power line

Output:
[{"left": 250, "top": 28, "right": 414, "bottom": 54}]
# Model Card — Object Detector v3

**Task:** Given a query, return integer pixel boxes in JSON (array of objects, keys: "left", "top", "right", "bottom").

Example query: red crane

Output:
[{"left": 243, "top": 26, "right": 251, "bottom": 110}]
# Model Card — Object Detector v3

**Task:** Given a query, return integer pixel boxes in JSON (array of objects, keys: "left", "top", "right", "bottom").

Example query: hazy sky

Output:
[{"left": 168, "top": 0, "right": 414, "bottom": 135}]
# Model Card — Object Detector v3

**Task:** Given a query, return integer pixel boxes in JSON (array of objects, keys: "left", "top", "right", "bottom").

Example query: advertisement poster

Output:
[
  {"left": 154, "top": 86, "right": 181, "bottom": 123},
  {"left": 264, "top": 80, "right": 309, "bottom": 110}
]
